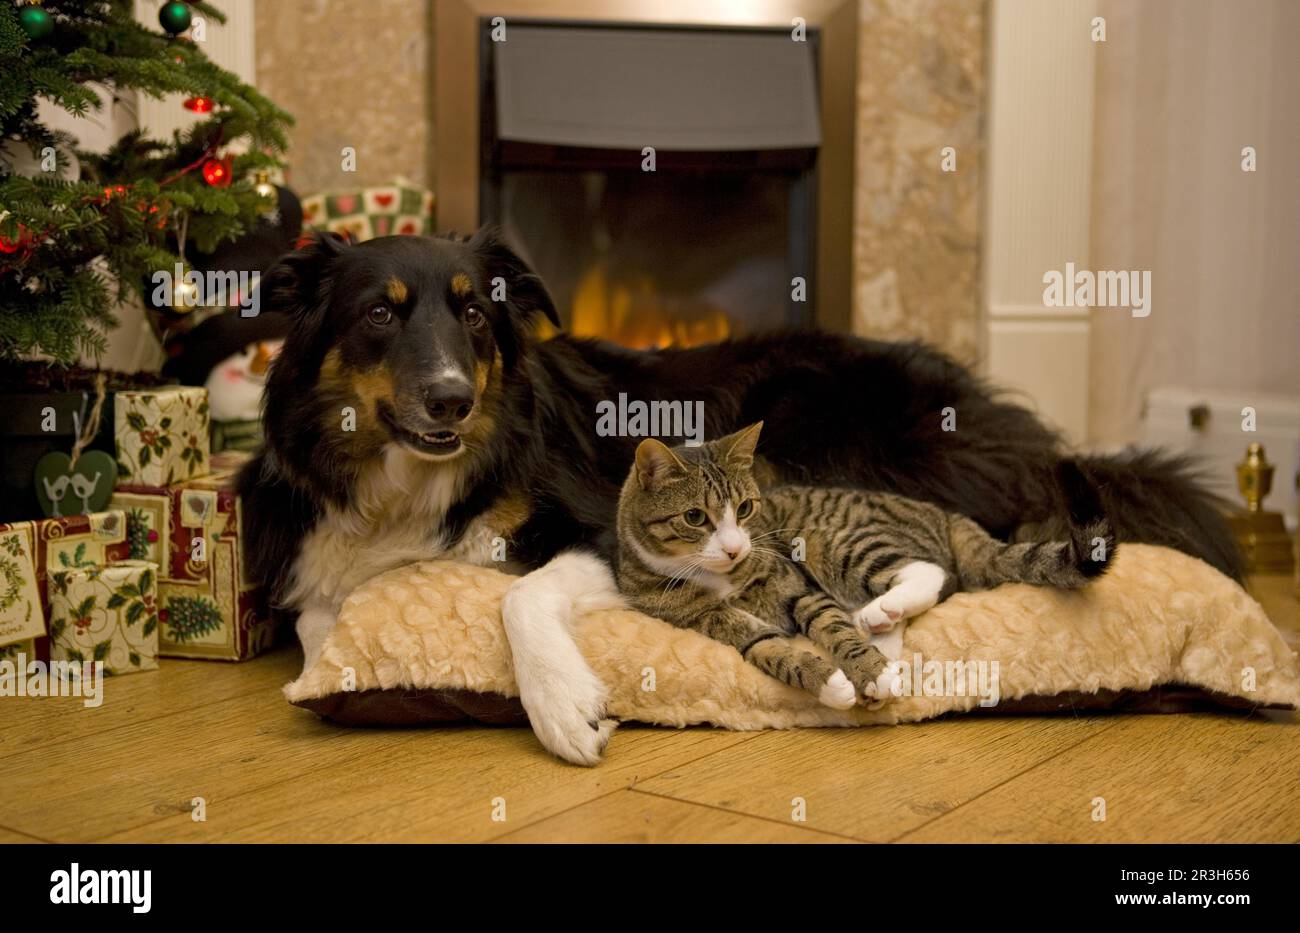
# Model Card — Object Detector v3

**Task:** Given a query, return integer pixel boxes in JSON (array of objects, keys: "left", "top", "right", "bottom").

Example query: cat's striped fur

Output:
[{"left": 615, "top": 423, "right": 1116, "bottom": 708}]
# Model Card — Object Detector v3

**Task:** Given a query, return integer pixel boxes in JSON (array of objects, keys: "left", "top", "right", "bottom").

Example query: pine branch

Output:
[{"left": 0, "top": 0, "right": 293, "bottom": 365}]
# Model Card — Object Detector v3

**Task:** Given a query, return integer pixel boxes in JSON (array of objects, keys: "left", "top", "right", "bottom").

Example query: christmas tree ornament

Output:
[
  {"left": 202, "top": 155, "right": 233, "bottom": 187},
  {"left": 0, "top": 223, "right": 30, "bottom": 254},
  {"left": 182, "top": 95, "right": 214, "bottom": 113},
  {"left": 253, "top": 170, "right": 276, "bottom": 201},
  {"left": 158, "top": 1, "right": 193, "bottom": 36},
  {"left": 18, "top": 3, "right": 54, "bottom": 42},
  {"left": 34, "top": 451, "right": 117, "bottom": 518},
  {"left": 166, "top": 211, "right": 202, "bottom": 312},
  {"left": 171, "top": 275, "right": 201, "bottom": 311},
  {"left": 33, "top": 374, "right": 116, "bottom": 519}
]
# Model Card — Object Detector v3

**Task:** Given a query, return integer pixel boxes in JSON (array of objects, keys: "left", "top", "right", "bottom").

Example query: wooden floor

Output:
[{"left": 3, "top": 575, "right": 1298, "bottom": 844}]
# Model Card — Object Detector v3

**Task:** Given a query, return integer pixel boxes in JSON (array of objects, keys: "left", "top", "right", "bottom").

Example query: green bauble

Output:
[
  {"left": 158, "top": 1, "right": 192, "bottom": 35},
  {"left": 19, "top": 5, "right": 55, "bottom": 41}
]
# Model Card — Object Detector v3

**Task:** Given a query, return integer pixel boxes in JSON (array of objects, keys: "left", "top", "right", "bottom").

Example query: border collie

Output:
[{"left": 240, "top": 230, "right": 1241, "bottom": 765}]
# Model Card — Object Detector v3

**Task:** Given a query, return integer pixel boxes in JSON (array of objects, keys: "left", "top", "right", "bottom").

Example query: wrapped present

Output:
[
  {"left": 49, "top": 560, "right": 160, "bottom": 675},
  {"left": 300, "top": 180, "right": 434, "bottom": 242},
  {"left": 210, "top": 417, "right": 263, "bottom": 454},
  {"left": 114, "top": 386, "right": 211, "bottom": 487},
  {"left": 0, "top": 527, "right": 45, "bottom": 651},
  {"left": 0, "top": 511, "right": 131, "bottom": 663},
  {"left": 112, "top": 452, "right": 274, "bottom": 660},
  {"left": 0, "top": 638, "right": 39, "bottom": 664}
]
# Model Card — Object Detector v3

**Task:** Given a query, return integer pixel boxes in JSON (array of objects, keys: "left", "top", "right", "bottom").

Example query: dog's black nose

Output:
[{"left": 424, "top": 381, "right": 474, "bottom": 422}]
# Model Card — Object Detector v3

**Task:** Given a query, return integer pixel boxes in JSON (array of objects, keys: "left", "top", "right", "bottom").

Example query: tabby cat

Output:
[{"left": 615, "top": 423, "right": 1115, "bottom": 708}]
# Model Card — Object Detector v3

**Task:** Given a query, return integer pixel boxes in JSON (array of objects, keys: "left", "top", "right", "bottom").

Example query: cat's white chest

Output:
[{"left": 697, "top": 571, "right": 737, "bottom": 599}]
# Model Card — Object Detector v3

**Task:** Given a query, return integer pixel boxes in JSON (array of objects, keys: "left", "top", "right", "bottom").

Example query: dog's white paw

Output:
[
  {"left": 517, "top": 673, "right": 617, "bottom": 767},
  {"left": 818, "top": 669, "right": 857, "bottom": 710},
  {"left": 501, "top": 550, "right": 625, "bottom": 766},
  {"left": 853, "top": 598, "right": 900, "bottom": 633}
]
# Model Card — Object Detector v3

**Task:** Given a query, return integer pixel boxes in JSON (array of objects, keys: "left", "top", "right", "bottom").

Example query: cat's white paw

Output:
[
  {"left": 818, "top": 670, "right": 857, "bottom": 710},
  {"left": 869, "top": 624, "right": 906, "bottom": 662},
  {"left": 853, "top": 597, "right": 901, "bottom": 633},
  {"left": 864, "top": 660, "right": 905, "bottom": 702}
]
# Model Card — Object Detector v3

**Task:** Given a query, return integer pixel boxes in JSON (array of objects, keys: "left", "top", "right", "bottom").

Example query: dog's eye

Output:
[
  {"left": 683, "top": 509, "right": 708, "bottom": 527},
  {"left": 465, "top": 305, "right": 486, "bottom": 328},
  {"left": 736, "top": 499, "right": 756, "bottom": 519},
  {"left": 367, "top": 305, "right": 392, "bottom": 326}
]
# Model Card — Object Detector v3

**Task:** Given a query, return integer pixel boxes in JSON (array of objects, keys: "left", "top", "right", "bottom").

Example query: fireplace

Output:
[
  {"left": 435, "top": 2, "right": 861, "bottom": 343},
  {"left": 480, "top": 23, "right": 818, "bottom": 347}
]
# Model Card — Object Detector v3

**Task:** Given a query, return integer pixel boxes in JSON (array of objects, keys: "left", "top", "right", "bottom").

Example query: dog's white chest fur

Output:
[{"left": 288, "top": 445, "right": 472, "bottom": 610}]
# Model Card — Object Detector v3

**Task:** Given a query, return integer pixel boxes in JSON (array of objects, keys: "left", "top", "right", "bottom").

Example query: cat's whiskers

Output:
[
  {"left": 652, "top": 555, "right": 710, "bottom": 609},
  {"left": 747, "top": 527, "right": 801, "bottom": 546},
  {"left": 747, "top": 545, "right": 791, "bottom": 567}
]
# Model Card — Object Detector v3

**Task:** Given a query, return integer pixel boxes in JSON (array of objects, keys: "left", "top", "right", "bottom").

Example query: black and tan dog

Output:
[{"left": 241, "top": 229, "right": 1241, "bottom": 764}]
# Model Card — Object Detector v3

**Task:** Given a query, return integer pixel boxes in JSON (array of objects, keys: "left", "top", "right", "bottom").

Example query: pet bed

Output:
[{"left": 284, "top": 545, "right": 1300, "bottom": 730}]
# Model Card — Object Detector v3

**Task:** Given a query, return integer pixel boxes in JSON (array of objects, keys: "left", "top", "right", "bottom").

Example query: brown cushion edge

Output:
[
  {"left": 293, "top": 687, "right": 528, "bottom": 726},
  {"left": 291, "top": 682, "right": 1294, "bottom": 728}
]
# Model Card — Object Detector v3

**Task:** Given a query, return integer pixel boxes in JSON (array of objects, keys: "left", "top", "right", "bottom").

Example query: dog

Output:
[{"left": 240, "top": 229, "right": 1242, "bottom": 765}]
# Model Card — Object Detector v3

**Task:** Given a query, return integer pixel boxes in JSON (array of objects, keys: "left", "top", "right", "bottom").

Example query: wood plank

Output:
[
  {"left": 92, "top": 725, "right": 755, "bottom": 843},
  {"left": 0, "top": 647, "right": 302, "bottom": 760},
  {"left": 494, "top": 789, "right": 854, "bottom": 843},
  {"left": 635, "top": 717, "right": 1115, "bottom": 842},
  {"left": 0, "top": 825, "right": 47, "bottom": 843},
  {"left": 900, "top": 712, "right": 1300, "bottom": 843}
]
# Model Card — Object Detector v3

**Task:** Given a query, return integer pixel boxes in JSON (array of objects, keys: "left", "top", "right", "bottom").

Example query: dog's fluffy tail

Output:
[{"left": 1028, "top": 448, "right": 1244, "bottom": 582}]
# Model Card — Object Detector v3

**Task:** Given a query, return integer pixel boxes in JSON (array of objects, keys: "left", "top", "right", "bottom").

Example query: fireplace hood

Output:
[{"left": 492, "top": 24, "right": 822, "bottom": 154}]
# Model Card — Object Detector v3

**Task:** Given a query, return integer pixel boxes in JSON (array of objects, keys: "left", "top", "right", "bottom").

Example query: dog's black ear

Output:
[
  {"left": 469, "top": 226, "right": 560, "bottom": 328},
  {"left": 260, "top": 231, "right": 349, "bottom": 313}
]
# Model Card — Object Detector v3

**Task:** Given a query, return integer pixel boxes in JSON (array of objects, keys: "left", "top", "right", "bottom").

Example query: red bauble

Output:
[
  {"left": 202, "top": 156, "right": 233, "bottom": 188},
  {"left": 183, "top": 96, "right": 214, "bottom": 113},
  {"left": 0, "top": 223, "right": 30, "bottom": 254}
]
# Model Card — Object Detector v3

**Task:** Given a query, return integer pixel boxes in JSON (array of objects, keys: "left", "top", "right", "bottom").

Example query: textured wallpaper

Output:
[
  {"left": 851, "top": 0, "right": 985, "bottom": 363},
  {"left": 254, "top": 0, "right": 434, "bottom": 196}
]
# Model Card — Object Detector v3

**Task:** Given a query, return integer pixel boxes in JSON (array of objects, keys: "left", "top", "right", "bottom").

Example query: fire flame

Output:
[{"left": 567, "top": 260, "right": 730, "bottom": 349}]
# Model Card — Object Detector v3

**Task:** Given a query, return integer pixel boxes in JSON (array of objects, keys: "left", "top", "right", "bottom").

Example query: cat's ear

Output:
[
  {"left": 635, "top": 438, "right": 687, "bottom": 491},
  {"left": 721, "top": 422, "right": 763, "bottom": 467}
]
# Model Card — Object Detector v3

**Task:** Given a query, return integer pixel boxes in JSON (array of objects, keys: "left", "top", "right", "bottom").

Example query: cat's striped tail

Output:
[{"left": 951, "top": 460, "right": 1116, "bottom": 590}]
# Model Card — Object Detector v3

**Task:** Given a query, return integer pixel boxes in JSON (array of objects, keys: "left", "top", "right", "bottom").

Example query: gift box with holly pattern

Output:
[
  {"left": 111, "top": 452, "right": 275, "bottom": 660},
  {"left": 114, "top": 385, "right": 211, "bottom": 487},
  {"left": 0, "top": 511, "right": 131, "bottom": 664},
  {"left": 300, "top": 180, "right": 433, "bottom": 243},
  {"left": 48, "top": 560, "right": 160, "bottom": 675}
]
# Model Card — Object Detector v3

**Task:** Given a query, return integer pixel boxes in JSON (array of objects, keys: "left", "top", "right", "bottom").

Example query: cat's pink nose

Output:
[{"left": 723, "top": 546, "right": 742, "bottom": 560}]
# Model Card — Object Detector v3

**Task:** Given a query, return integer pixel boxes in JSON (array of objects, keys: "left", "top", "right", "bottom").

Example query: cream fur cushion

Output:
[{"left": 284, "top": 544, "right": 1300, "bottom": 727}]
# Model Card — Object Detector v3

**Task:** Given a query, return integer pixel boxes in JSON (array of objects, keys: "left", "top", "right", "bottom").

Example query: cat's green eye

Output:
[
  {"left": 683, "top": 509, "right": 708, "bottom": 527},
  {"left": 736, "top": 498, "right": 756, "bottom": 519}
]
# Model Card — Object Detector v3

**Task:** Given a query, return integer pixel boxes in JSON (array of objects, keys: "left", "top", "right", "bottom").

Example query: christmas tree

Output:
[{"left": 0, "top": 0, "right": 292, "bottom": 365}]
